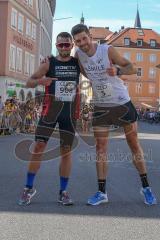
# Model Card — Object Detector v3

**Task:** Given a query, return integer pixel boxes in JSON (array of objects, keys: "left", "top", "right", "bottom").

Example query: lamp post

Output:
[{"left": 53, "top": 17, "right": 72, "bottom": 21}]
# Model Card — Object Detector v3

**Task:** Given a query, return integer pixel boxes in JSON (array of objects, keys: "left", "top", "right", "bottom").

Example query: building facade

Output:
[
  {"left": 107, "top": 27, "right": 160, "bottom": 109},
  {"left": 38, "top": 0, "right": 56, "bottom": 60},
  {"left": 0, "top": 0, "right": 56, "bottom": 102},
  {"left": 36, "top": 0, "right": 56, "bottom": 95}
]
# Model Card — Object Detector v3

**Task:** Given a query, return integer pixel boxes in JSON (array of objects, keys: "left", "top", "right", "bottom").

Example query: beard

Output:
[{"left": 59, "top": 51, "right": 70, "bottom": 58}]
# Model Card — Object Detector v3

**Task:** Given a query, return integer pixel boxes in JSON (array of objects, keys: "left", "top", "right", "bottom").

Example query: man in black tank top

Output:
[{"left": 18, "top": 32, "right": 80, "bottom": 206}]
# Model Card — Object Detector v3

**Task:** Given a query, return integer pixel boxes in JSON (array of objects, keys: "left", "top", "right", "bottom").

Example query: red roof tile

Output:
[
  {"left": 89, "top": 27, "right": 113, "bottom": 40},
  {"left": 107, "top": 28, "right": 160, "bottom": 49}
]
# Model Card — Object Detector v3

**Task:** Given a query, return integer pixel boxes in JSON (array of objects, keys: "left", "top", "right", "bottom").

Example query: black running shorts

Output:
[
  {"left": 35, "top": 102, "right": 76, "bottom": 147},
  {"left": 92, "top": 101, "right": 138, "bottom": 127}
]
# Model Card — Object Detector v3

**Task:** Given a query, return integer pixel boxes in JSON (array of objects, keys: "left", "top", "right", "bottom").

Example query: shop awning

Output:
[{"left": 7, "top": 90, "right": 17, "bottom": 97}]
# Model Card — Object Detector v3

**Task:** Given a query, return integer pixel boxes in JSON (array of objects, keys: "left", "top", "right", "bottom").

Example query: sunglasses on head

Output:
[{"left": 56, "top": 43, "right": 72, "bottom": 48}]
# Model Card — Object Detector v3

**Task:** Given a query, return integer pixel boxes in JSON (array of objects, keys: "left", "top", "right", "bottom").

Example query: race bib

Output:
[
  {"left": 95, "top": 83, "right": 113, "bottom": 101},
  {"left": 55, "top": 81, "right": 76, "bottom": 102}
]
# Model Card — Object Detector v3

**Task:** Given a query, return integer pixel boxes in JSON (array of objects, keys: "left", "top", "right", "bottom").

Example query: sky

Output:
[{"left": 52, "top": 0, "right": 160, "bottom": 53}]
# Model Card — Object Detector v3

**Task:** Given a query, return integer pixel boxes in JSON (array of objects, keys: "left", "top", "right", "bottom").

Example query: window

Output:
[
  {"left": 24, "top": 52, "right": 30, "bottom": 75},
  {"left": 18, "top": 14, "right": 24, "bottom": 34},
  {"left": 150, "top": 40, "right": 156, "bottom": 47},
  {"left": 32, "top": 23, "right": 36, "bottom": 40},
  {"left": 123, "top": 52, "right": 130, "bottom": 60},
  {"left": 26, "top": 19, "right": 31, "bottom": 37},
  {"left": 137, "top": 68, "right": 142, "bottom": 77},
  {"left": 137, "top": 29, "right": 144, "bottom": 36},
  {"left": 9, "top": 44, "right": 16, "bottom": 71},
  {"left": 30, "top": 54, "right": 35, "bottom": 75},
  {"left": 11, "top": 8, "right": 17, "bottom": 29},
  {"left": 137, "top": 39, "right": 143, "bottom": 47},
  {"left": 24, "top": 52, "right": 35, "bottom": 76},
  {"left": 16, "top": 48, "right": 23, "bottom": 73},
  {"left": 28, "top": 0, "right": 33, "bottom": 8},
  {"left": 136, "top": 53, "right": 143, "bottom": 62},
  {"left": 124, "top": 38, "right": 130, "bottom": 46},
  {"left": 149, "top": 84, "right": 155, "bottom": 94},
  {"left": 136, "top": 83, "right": 142, "bottom": 94},
  {"left": 149, "top": 68, "right": 156, "bottom": 78},
  {"left": 149, "top": 54, "right": 157, "bottom": 63}
]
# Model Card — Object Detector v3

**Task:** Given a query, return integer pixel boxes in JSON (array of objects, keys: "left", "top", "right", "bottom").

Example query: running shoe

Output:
[
  {"left": 58, "top": 191, "right": 73, "bottom": 206},
  {"left": 87, "top": 191, "right": 108, "bottom": 206},
  {"left": 140, "top": 187, "right": 157, "bottom": 205},
  {"left": 18, "top": 187, "right": 36, "bottom": 206}
]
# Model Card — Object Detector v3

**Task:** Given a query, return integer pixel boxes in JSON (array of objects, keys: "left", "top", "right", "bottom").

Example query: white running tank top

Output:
[{"left": 76, "top": 43, "right": 130, "bottom": 107}]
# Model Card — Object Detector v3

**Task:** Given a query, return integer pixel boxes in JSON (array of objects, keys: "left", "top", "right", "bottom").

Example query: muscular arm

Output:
[
  {"left": 26, "top": 62, "right": 49, "bottom": 88},
  {"left": 108, "top": 46, "right": 137, "bottom": 75}
]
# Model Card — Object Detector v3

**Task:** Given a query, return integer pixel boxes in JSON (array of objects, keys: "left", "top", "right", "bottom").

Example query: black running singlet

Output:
[{"left": 42, "top": 56, "right": 80, "bottom": 118}]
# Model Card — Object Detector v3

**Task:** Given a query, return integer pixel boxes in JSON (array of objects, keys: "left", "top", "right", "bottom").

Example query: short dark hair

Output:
[
  {"left": 56, "top": 32, "right": 72, "bottom": 41},
  {"left": 71, "top": 24, "right": 90, "bottom": 37}
]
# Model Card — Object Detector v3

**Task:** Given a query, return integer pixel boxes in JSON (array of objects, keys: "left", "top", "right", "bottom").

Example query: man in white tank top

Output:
[{"left": 71, "top": 24, "right": 156, "bottom": 206}]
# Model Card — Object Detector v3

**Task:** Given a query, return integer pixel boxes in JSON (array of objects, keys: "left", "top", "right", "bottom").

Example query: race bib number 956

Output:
[{"left": 55, "top": 81, "right": 76, "bottom": 102}]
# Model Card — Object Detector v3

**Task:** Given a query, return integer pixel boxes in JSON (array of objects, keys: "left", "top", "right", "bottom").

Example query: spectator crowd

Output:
[
  {"left": 0, "top": 95, "right": 160, "bottom": 136},
  {"left": 137, "top": 108, "right": 160, "bottom": 124},
  {"left": 0, "top": 96, "right": 42, "bottom": 135}
]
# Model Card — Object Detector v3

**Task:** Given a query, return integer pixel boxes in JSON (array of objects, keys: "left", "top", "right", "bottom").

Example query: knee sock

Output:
[
  {"left": 60, "top": 176, "right": 69, "bottom": 194},
  {"left": 25, "top": 172, "right": 36, "bottom": 189}
]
